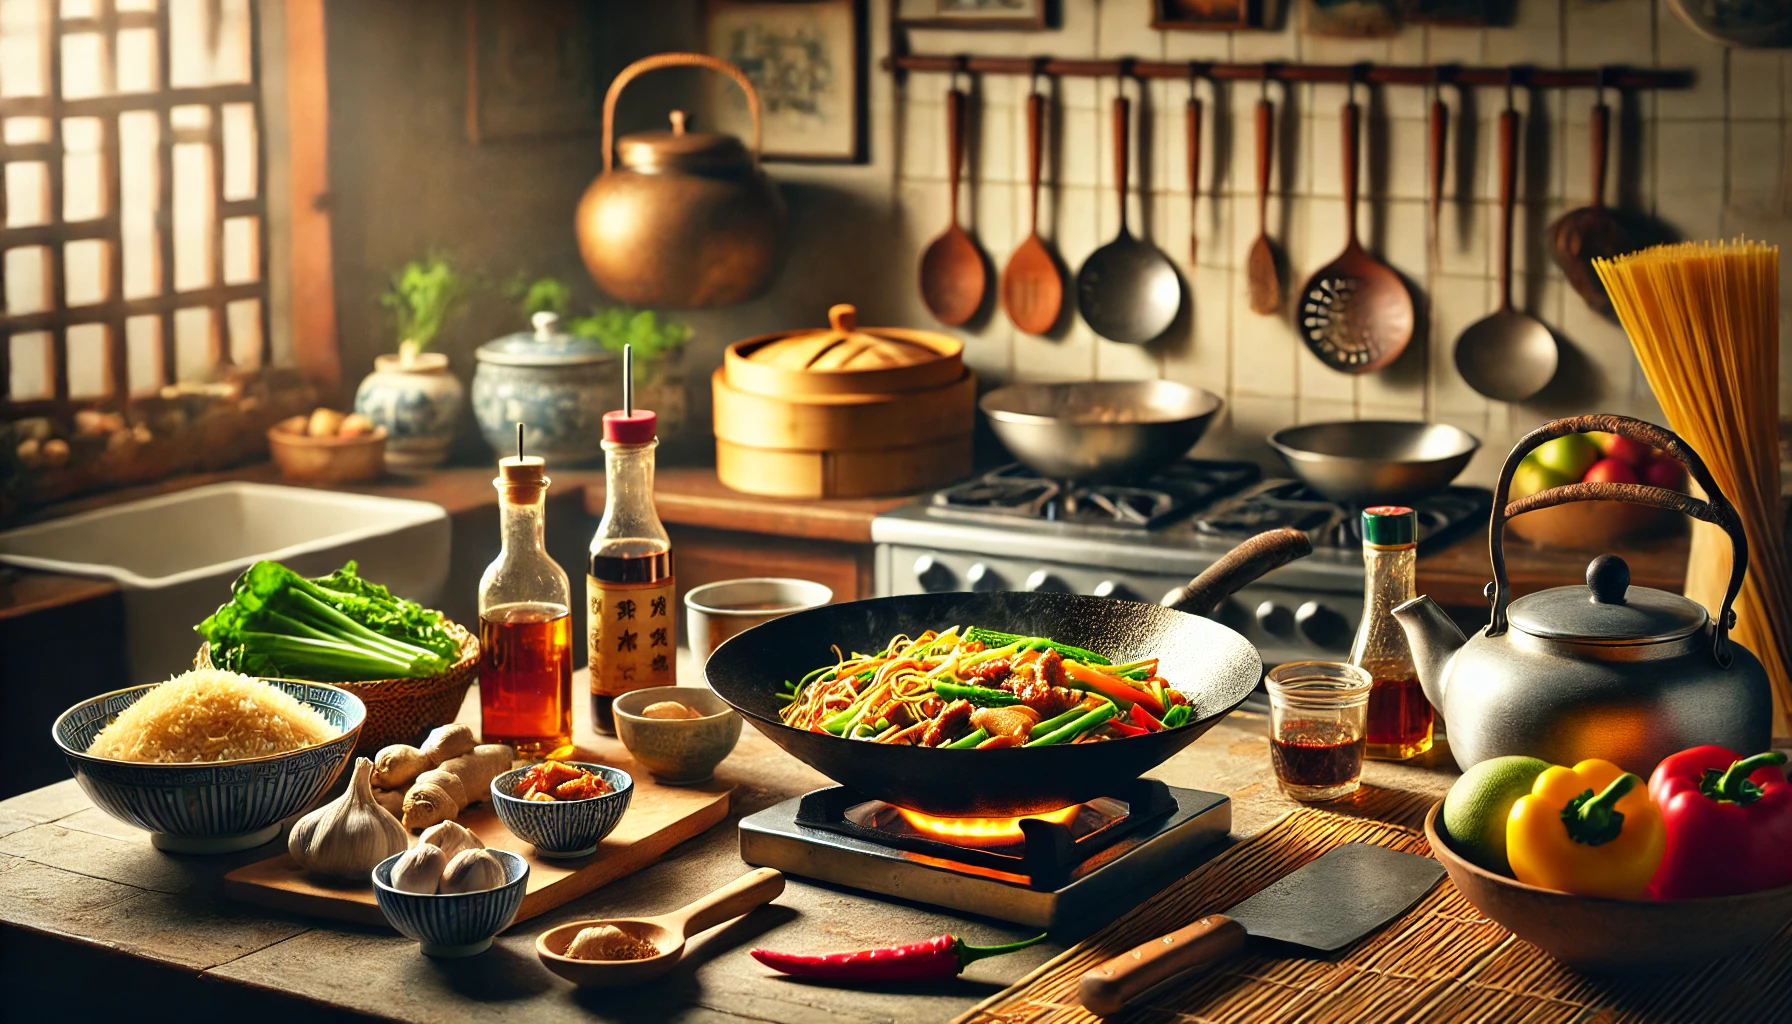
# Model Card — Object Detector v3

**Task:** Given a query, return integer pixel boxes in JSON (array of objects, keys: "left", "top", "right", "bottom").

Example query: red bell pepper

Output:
[
  {"left": 1646, "top": 745, "right": 1792, "bottom": 900},
  {"left": 751, "top": 932, "right": 1044, "bottom": 982},
  {"left": 1108, "top": 719, "right": 1148, "bottom": 737},
  {"left": 1129, "top": 702, "right": 1163, "bottom": 732}
]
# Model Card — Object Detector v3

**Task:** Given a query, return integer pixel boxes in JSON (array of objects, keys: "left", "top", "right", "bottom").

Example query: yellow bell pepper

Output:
[{"left": 1506, "top": 758, "right": 1665, "bottom": 898}]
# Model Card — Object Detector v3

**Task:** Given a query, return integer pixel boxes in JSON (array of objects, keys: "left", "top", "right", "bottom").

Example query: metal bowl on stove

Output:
[
  {"left": 980, "top": 381, "right": 1223, "bottom": 483},
  {"left": 1268, "top": 421, "right": 1479, "bottom": 507}
]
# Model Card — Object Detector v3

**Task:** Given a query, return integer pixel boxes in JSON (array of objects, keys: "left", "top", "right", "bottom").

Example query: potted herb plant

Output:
[{"left": 353, "top": 255, "right": 469, "bottom": 470}]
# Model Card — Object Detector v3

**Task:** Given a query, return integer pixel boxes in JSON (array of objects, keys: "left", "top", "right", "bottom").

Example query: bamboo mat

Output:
[{"left": 954, "top": 804, "right": 1792, "bottom": 1024}]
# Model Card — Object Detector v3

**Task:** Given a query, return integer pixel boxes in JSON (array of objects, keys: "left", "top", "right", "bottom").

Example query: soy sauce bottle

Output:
[
  {"left": 1351, "top": 506, "right": 1434, "bottom": 760},
  {"left": 588, "top": 346, "right": 674, "bottom": 735}
]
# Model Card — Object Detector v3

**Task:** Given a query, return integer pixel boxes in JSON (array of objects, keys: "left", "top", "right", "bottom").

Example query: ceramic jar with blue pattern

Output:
[
  {"left": 354, "top": 351, "right": 465, "bottom": 470},
  {"left": 471, "top": 312, "right": 621, "bottom": 466}
]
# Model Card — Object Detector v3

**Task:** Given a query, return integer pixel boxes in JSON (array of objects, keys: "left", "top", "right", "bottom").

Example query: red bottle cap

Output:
[{"left": 603, "top": 408, "right": 657, "bottom": 444}]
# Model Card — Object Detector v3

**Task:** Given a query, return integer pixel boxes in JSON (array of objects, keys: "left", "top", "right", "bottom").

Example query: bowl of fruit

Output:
[
  {"left": 1426, "top": 748, "right": 1792, "bottom": 972},
  {"left": 1505, "top": 430, "right": 1686, "bottom": 548},
  {"left": 268, "top": 408, "right": 386, "bottom": 484}
]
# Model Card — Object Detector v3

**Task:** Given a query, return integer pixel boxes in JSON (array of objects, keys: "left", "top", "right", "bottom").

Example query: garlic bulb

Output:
[
  {"left": 418, "top": 820, "right": 483, "bottom": 861},
  {"left": 390, "top": 842, "right": 447, "bottom": 894},
  {"left": 289, "top": 757, "right": 411, "bottom": 880},
  {"left": 440, "top": 848, "right": 507, "bottom": 894}
]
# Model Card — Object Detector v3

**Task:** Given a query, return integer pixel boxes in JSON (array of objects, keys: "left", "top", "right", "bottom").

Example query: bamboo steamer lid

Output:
[
  {"left": 724, "top": 304, "right": 964, "bottom": 397},
  {"left": 711, "top": 368, "right": 976, "bottom": 452}
]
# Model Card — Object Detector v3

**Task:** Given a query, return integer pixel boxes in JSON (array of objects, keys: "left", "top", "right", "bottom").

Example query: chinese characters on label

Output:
[{"left": 588, "top": 575, "right": 677, "bottom": 697}]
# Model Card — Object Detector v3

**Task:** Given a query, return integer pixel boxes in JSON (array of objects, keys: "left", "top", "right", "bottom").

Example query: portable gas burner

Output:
[{"left": 739, "top": 779, "right": 1230, "bottom": 927}]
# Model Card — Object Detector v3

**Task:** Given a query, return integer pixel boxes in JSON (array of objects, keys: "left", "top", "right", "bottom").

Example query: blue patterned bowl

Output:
[
  {"left": 52, "top": 680, "right": 365, "bottom": 854},
  {"left": 373, "top": 848, "right": 529, "bottom": 958},
  {"left": 490, "top": 762, "right": 633, "bottom": 859}
]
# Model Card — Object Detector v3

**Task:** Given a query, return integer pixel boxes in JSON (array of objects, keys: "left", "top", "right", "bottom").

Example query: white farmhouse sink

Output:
[{"left": 0, "top": 483, "right": 451, "bottom": 684}]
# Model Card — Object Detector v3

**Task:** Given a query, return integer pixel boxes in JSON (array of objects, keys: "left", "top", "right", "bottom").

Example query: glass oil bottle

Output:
[
  {"left": 1351, "top": 506, "right": 1435, "bottom": 760},
  {"left": 478, "top": 426, "right": 574, "bottom": 759}
]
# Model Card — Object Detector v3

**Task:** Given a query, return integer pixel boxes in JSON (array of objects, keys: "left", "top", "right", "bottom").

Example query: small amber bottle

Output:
[
  {"left": 478, "top": 430, "right": 574, "bottom": 759},
  {"left": 1351, "top": 506, "right": 1435, "bottom": 760}
]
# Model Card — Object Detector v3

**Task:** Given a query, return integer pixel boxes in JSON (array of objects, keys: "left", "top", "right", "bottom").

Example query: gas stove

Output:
[
  {"left": 739, "top": 780, "right": 1230, "bottom": 927},
  {"left": 874, "top": 461, "right": 1490, "bottom": 668}
]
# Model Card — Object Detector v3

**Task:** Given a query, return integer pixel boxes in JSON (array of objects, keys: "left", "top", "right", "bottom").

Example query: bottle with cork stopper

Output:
[
  {"left": 478, "top": 424, "right": 574, "bottom": 759},
  {"left": 588, "top": 345, "right": 675, "bottom": 735}
]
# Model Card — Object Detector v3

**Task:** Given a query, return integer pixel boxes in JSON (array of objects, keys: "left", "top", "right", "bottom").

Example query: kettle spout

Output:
[{"left": 1392, "top": 595, "right": 1466, "bottom": 711}]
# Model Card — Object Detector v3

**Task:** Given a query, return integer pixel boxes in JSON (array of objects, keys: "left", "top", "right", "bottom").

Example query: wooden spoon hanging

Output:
[
  {"left": 1000, "top": 90, "right": 1063, "bottom": 335},
  {"left": 1548, "top": 100, "right": 1628, "bottom": 315},
  {"left": 1245, "top": 94, "right": 1282, "bottom": 315},
  {"left": 919, "top": 88, "right": 987, "bottom": 326},
  {"left": 1295, "top": 97, "right": 1413, "bottom": 373}
]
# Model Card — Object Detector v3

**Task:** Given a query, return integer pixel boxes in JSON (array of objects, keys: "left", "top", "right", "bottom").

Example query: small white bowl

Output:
[{"left": 685, "top": 578, "right": 832, "bottom": 669}]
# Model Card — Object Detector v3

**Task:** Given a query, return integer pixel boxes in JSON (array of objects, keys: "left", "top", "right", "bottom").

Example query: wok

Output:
[
  {"left": 1268, "top": 420, "right": 1479, "bottom": 507},
  {"left": 705, "top": 528, "right": 1310, "bottom": 816},
  {"left": 980, "top": 380, "right": 1223, "bottom": 483}
]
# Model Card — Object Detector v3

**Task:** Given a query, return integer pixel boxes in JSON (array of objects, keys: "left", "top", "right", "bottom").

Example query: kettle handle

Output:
[
  {"left": 603, "top": 52, "right": 763, "bottom": 173},
  {"left": 1487, "top": 414, "right": 1746, "bottom": 666}
]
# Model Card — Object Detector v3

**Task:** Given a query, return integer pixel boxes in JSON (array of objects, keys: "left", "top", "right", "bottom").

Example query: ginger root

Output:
[
  {"left": 373, "top": 723, "right": 479, "bottom": 789},
  {"left": 371, "top": 786, "right": 406, "bottom": 818},
  {"left": 400, "top": 743, "right": 514, "bottom": 830}
]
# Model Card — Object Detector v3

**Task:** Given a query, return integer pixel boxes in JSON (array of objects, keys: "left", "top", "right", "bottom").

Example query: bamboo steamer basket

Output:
[
  {"left": 716, "top": 435, "right": 973, "bottom": 499},
  {"left": 714, "top": 304, "right": 974, "bottom": 498},
  {"left": 198, "top": 620, "right": 479, "bottom": 756}
]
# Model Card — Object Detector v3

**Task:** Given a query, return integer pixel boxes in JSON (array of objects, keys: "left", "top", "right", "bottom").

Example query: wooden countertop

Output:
[
  {"left": 0, "top": 654, "right": 1462, "bottom": 1024},
  {"left": 0, "top": 463, "right": 1689, "bottom": 622}
]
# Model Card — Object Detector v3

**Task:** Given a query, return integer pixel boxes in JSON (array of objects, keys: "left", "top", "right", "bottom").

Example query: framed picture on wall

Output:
[
  {"left": 1301, "top": 0, "right": 1403, "bottom": 37},
  {"left": 896, "top": 0, "right": 1048, "bottom": 31},
  {"left": 704, "top": 0, "right": 866, "bottom": 163},
  {"left": 464, "top": 0, "right": 599, "bottom": 143},
  {"left": 1151, "top": 1, "right": 1258, "bottom": 31},
  {"left": 1406, "top": 0, "right": 1487, "bottom": 25}
]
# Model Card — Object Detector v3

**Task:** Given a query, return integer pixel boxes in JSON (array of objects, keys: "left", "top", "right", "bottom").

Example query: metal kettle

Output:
[
  {"left": 1392, "top": 414, "right": 1773, "bottom": 775},
  {"left": 575, "top": 52, "right": 786, "bottom": 308}
]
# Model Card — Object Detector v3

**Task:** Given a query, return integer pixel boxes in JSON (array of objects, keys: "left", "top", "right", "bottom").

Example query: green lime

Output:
[
  {"left": 1441, "top": 756, "right": 1551, "bottom": 876},
  {"left": 1531, "top": 434, "right": 1601, "bottom": 481}
]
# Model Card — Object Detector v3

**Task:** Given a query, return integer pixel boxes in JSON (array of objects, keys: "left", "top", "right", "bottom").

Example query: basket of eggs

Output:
[{"left": 268, "top": 407, "right": 387, "bottom": 484}]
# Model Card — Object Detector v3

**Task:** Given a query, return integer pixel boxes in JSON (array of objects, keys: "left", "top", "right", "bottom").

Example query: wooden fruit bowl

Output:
[
  {"left": 1504, "top": 498, "right": 1681, "bottom": 550},
  {"left": 267, "top": 423, "right": 386, "bottom": 484},
  {"left": 1424, "top": 802, "right": 1792, "bottom": 972}
]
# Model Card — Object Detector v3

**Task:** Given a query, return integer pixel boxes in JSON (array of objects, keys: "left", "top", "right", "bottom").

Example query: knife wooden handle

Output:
[{"left": 1078, "top": 915, "right": 1248, "bottom": 1016}]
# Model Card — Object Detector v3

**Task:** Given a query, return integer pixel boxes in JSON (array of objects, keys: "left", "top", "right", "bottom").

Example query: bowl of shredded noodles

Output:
[{"left": 53, "top": 668, "right": 365, "bottom": 853}]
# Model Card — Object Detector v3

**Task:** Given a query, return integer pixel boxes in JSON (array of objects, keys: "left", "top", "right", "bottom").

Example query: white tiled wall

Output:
[{"left": 886, "top": 0, "right": 1792, "bottom": 486}]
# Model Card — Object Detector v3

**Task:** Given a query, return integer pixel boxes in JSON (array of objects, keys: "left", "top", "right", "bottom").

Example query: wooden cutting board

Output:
[{"left": 224, "top": 743, "right": 732, "bottom": 928}]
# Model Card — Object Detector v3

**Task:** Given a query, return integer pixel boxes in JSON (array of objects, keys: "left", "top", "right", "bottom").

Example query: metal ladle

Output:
[
  {"left": 1454, "top": 82, "right": 1558, "bottom": 402},
  {"left": 1076, "top": 72, "right": 1181, "bottom": 345}
]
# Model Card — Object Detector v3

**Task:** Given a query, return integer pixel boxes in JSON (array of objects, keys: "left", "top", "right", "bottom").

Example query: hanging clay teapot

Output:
[
  {"left": 1392, "top": 415, "right": 1773, "bottom": 776},
  {"left": 576, "top": 53, "right": 786, "bottom": 309}
]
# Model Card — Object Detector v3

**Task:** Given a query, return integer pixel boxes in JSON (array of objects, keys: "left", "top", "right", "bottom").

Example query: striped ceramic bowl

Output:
[
  {"left": 490, "top": 762, "right": 633, "bottom": 859},
  {"left": 372, "top": 848, "right": 529, "bottom": 958},
  {"left": 51, "top": 680, "right": 365, "bottom": 854}
]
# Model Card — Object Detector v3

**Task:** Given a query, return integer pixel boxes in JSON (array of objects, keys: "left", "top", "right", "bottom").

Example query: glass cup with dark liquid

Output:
[{"left": 1264, "top": 661, "right": 1373, "bottom": 802}]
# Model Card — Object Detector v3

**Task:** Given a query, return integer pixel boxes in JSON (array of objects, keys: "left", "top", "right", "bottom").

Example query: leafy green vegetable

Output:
[
  {"left": 509, "top": 274, "right": 571, "bottom": 319},
  {"left": 566, "top": 306, "right": 691, "bottom": 385},
  {"left": 381, "top": 254, "right": 467, "bottom": 353},
  {"left": 197, "top": 560, "right": 456, "bottom": 682}
]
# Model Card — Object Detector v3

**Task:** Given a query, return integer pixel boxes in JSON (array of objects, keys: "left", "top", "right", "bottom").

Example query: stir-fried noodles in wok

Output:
[{"left": 778, "top": 626, "right": 1198, "bottom": 748}]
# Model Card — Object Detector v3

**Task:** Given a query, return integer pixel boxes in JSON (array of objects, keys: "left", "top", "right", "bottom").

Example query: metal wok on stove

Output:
[
  {"left": 705, "top": 529, "right": 1309, "bottom": 817},
  {"left": 980, "top": 380, "right": 1223, "bottom": 484},
  {"left": 1268, "top": 420, "right": 1480, "bottom": 507}
]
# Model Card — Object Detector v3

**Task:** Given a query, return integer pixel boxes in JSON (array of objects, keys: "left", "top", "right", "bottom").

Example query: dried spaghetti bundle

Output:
[{"left": 1595, "top": 240, "right": 1791, "bottom": 732}]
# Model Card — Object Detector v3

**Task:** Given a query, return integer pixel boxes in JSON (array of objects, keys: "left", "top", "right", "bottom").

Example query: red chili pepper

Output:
[
  {"left": 1129, "top": 703, "right": 1163, "bottom": 732},
  {"left": 750, "top": 932, "right": 1045, "bottom": 983},
  {"left": 1647, "top": 745, "right": 1792, "bottom": 899},
  {"left": 1109, "top": 719, "right": 1148, "bottom": 737}
]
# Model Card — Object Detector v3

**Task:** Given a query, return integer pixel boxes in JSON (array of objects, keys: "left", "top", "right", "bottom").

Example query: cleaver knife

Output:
[{"left": 1080, "top": 843, "right": 1446, "bottom": 1016}]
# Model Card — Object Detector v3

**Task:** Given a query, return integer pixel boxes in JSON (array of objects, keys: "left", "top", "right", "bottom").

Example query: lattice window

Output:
[{"left": 0, "top": 0, "right": 268, "bottom": 417}]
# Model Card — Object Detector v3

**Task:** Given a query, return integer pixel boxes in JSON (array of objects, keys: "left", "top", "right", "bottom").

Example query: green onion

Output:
[
  {"left": 1024, "top": 704, "right": 1117, "bottom": 747},
  {"left": 945, "top": 728, "right": 989, "bottom": 749},
  {"left": 932, "top": 682, "right": 1024, "bottom": 707},
  {"left": 1027, "top": 707, "right": 1088, "bottom": 739}
]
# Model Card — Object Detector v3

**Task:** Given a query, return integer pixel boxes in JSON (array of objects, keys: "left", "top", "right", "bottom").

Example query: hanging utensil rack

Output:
[{"left": 884, "top": 55, "right": 1692, "bottom": 92}]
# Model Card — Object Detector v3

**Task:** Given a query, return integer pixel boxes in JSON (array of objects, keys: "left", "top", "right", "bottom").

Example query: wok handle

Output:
[
  {"left": 1161, "top": 528, "right": 1312, "bottom": 616},
  {"left": 1079, "top": 915, "right": 1248, "bottom": 1016}
]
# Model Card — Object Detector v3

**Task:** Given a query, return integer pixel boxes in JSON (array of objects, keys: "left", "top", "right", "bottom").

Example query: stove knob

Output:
[
  {"left": 1256, "top": 601, "right": 1295, "bottom": 636},
  {"left": 966, "top": 563, "right": 1006, "bottom": 593},
  {"left": 1024, "top": 570, "right": 1071, "bottom": 594},
  {"left": 1092, "top": 580, "right": 1139, "bottom": 601},
  {"left": 1295, "top": 600, "right": 1352, "bottom": 649},
  {"left": 913, "top": 555, "right": 957, "bottom": 593}
]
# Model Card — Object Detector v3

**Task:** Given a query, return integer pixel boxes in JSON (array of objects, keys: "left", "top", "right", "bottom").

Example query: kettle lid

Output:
[
  {"left": 1507, "top": 554, "right": 1707, "bottom": 644},
  {"left": 617, "top": 110, "right": 751, "bottom": 172}
]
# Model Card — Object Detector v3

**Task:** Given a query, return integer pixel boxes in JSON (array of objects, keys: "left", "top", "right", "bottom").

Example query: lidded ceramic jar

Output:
[
  {"left": 471, "top": 312, "right": 620, "bottom": 466},
  {"left": 354, "top": 351, "right": 464, "bottom": 471}
]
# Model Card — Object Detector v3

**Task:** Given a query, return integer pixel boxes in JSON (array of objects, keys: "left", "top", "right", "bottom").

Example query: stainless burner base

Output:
[{"left": 739, "top": 786, "right": 1230, "bottom": 928}]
